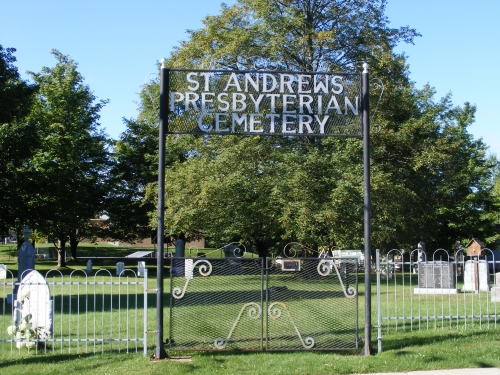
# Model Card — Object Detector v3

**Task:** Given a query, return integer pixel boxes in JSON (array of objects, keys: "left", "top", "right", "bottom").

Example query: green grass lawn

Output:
[{"left": 0, "top": 330, "right": 499, "bottom": 375}]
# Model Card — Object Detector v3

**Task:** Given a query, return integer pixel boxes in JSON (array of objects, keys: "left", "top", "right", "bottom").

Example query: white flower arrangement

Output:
[{"left": 7, "top": 291, "right": 50, "bottom": 349}]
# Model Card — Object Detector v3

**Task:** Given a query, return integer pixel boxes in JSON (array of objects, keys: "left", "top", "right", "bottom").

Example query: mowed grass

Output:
[{"left": 1, "top": 330, "right": 500, "bottom": 375}]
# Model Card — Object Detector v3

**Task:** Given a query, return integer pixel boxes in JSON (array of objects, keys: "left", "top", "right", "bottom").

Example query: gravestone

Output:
[
  {"left": 13, "top": 270, "right": 52, "bottom": 342},
  {"left": 414, "top": 262, "right": 459, "bottom": 294},
  {"left": 0, "top": 264, "right": 6, "bottom": 279},
  {"left": 137, "top": 261, "right": 145, "bottom": 277},
  {"left": 18, "top": 227, "right": 35, "bottom": 281},
  {"left": 463, "top": 259, "right": 490, "bottom": 292},
  {"left": 184, "top": 259, "right": 194, "bottom": 280},
  {"left": 222, "top": 245, "right": 243, "bottom": 275},
  {"left": 85, "top": 260, "right": 93, "bottom": 275},
  {"left": 8, "top": 226, "right": 35, "bottom": 304},
  {"left": 171, "top": 238, "right": 186, "bottom": 276},
  {"left": 116, "top": 262, "right": 124, "bottom": 276},
  {"left": 491, "top": 272, "right": 500, "bottom": 302}
]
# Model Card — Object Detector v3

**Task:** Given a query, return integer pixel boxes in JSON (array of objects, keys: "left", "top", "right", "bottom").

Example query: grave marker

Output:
[
  {"left": 414, "top": 262, "right": 459, "bottom": 294},
  {"left": 13, "top": 270, "right": 52, "bottom": 344},
  {"left": 463, "top": 260, "right": 490, "bottom": 292},
  {"left": 0, "top": 264, "right": 6, "bottom": 279},
  {"left": 116, "top": 262, "right": 124, "bottom": 276}
]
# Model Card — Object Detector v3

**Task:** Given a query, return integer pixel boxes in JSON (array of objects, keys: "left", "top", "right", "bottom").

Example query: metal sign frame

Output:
[
  {"left": 165, "top": 68, "right": 362, "bottom": 137},
  {"left": 155, "top": 61, "right": 372, "bottom": 358}
]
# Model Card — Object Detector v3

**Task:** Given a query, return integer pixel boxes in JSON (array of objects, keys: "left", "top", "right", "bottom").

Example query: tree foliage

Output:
[
  {"left": 123, "top": 0, "right": 496, "bottom": 255},
  {"left": 26, "top": 50, "right": 110, "bottom": 266},
  {"left": 0, "top": 45, "right": 38, "bottom": 240}
]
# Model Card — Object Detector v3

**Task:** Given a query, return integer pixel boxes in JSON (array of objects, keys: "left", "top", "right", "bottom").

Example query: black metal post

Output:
[
  {"left": 361, "top": 63, "right": 373, "bottom": 356},
  {"left": 155, "top": 59, "right": 168, "bottom": 359}
]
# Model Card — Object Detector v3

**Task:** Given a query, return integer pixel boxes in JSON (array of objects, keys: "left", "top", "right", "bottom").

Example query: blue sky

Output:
[{"left": 1, "top": 0, "right": 498, "bottom": 156}]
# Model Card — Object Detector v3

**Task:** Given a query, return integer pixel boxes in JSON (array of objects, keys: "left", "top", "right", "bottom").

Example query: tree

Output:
[
  {"left": 0, "top": 45, "right": 38, "bottom": 243},
  {"left": 136, "top": 0, "right": 494, "bottom": 256},
  {"left": 105, "top": 78, "right": 192, "bottom": 245},
  {"left": 161, "top": 0, "right": 423, "bottom": 255},
  {"left": 27, "top": 50, "right": 110, "bottom": 266}
]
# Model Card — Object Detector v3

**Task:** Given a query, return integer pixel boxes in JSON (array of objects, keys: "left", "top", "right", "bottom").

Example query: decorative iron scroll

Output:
[
  {"left": 167, "top": 69, "right": 362, "bottom": 137},
  {"left": 172, "top": 259, "right": 212, "bottom": 299},
  {"left": 317, "top": 259, "right": 357, "bottom": 298},
  {"left": 214, "top": 302, "right": 262, "bottom": 349},
  {"left": 370, "top": 77, "right": 385, "bottom": 134},
  {"left": 268, "top": 302, "right": 315, "bottom": 349}
]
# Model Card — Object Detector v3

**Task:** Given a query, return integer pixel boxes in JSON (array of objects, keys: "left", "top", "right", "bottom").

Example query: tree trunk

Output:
[
  {"left": 255, "top": 240, "right": 269, "bottom": 258},
  {"left": 57, "top": 236, "right": 67, "bottom": 268},
  {"left": 16, "top": 227, "right": 24, "bottom": 250},
  {"left": 69, "top": 229, "right": 79, "bottom": 260}
]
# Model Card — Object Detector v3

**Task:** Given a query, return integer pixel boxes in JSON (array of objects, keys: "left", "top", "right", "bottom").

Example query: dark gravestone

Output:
[
  {"left": 222, "top": 245, "right": 243, "bottom": 274},
  {"left": 418, "top": 263, "right": 456, "bottom": 289},
  {"left": 8, "top": 226, "right": 35, "bottom": 304},
  {"left": 171, "top": 238, "right": 186, "bottom": 276}
]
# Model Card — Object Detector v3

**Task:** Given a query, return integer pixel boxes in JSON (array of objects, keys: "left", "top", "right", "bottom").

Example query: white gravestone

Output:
[
  {"left": 463, "top": 260, "right": 490, "bottom": 292},
  {"left": 185, "top": 259, "right": 194, "bottom": 280},
  {"left": 137, "top": 261, "right": 145, "bottom": 277},
  {"left": 0, "top": 264, "right": 6, "bottom": 279},
  {"left": 492, "top": 273, "right": 500, "bottom": 302},
  {"left": 116, "top": 262, "right": 124, "bottom": 276},
  {"left": 14, "top": 270, "right": 52, "bottom": 342}
]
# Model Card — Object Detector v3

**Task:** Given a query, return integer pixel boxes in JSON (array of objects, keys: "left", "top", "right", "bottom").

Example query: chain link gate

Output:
[{"left": 169, "top": 257, "right": 358, "bottom": 352}]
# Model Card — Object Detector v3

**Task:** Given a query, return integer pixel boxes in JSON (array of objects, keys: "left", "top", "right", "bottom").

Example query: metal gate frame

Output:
[
  {"left": 154, "top": 62, "right": 373, "bottom": 358},
  {"left": 169, "top": 257, "right": 358, "bottom": 352}
]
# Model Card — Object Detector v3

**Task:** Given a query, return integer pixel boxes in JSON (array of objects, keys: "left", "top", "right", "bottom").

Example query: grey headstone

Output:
[
  {"left": 116, "top": 262, "right": 124, "bottom": 276},
  {"left": 86, "top": 260, "right": 93, "bottom": 275},
  {"left": 18, "top": 241, "right": 35, "bottom": 281},
  {"left": 418, "top": 263, "right": 456, "bottom": 289}
]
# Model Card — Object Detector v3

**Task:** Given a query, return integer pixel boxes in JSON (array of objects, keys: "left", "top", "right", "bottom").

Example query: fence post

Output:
[
  {"left": 361, "top": 62, "right": 373, "bottom": 356},
  {"left": 144, "top": 269, "right": 148, "bottom": 356},
  {"left": 155, "top": 58, "right": 169, "bottom": 359},
  {"left": 376, "top": 249, "right": 382, "bottom": 353}
]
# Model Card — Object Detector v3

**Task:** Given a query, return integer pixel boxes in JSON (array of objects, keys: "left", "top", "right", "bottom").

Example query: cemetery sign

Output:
[{"left": 166, "top": 69, "right": 362, "bottom": 137}]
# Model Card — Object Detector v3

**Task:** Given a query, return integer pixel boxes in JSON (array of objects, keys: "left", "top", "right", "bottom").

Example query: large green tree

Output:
[
  {"left": 104, "top": 80, "right": 191, "bottom": 245},
  {"left": 135, "top": 0, "right": 494, "bottom": 256},
  {"left": 0, "top": 45, "right": 38, "bottom": 242},
  {"left": 27, "top": 50, "right": 110, "bottom": 266}
]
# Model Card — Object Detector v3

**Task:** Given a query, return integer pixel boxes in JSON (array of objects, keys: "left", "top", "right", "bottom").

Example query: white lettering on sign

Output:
[{"left": 169, "top": 71, "right": 360, "bottom": 135}]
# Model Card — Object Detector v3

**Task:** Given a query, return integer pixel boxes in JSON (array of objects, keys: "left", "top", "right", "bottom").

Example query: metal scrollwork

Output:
[
  {"left": 283, "top": 242, "right": 315, "bottom": 258},
  {"left": 370, "top": 78, "right": 385, "bottom": 123},
  {"left": 317, "top": 260, "right": 357, "bottom": 298},
  {"left": 370, "top": 77, "right": 385, "bottom": 134},
  {"left": 172, "top": 260, "right": 213, "bottom": 299},
  {"left": 214, "top": 302, "right": 262, "bottom": 349},
  {"left": 268, "top": 302, "right": 314, "bottom": 349}
]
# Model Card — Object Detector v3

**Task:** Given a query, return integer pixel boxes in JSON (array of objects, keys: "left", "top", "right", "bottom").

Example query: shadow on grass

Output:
[
  {"left": 380, "top": 329, "right": 497, "bottom": 351},
  {"left": 0, "top": 349, "right": 144, "bottom": 367}
]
